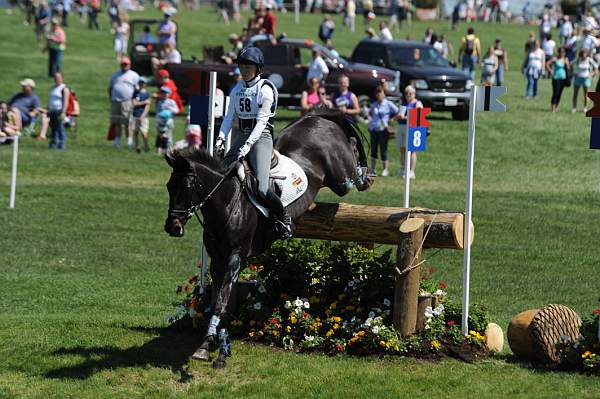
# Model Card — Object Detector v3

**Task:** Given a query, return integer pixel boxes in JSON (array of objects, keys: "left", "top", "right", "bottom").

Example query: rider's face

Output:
[{"left": 239, "top": 63, "right": 257, "bottom": 80}]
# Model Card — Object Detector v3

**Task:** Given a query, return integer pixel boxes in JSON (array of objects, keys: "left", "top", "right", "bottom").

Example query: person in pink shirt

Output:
[{"left": 47, "top": 18, "right": 66, "bottom": 77}]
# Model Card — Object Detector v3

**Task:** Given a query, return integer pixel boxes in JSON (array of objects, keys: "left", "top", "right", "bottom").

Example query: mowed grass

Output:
[{"left": 1, "top": 6, "right": 600, "bottom": 398}]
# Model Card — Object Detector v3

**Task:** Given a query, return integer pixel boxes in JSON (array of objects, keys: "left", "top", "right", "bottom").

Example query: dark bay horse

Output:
[{"left": 164, "top": 110, "right": 371, "bottom": 368}]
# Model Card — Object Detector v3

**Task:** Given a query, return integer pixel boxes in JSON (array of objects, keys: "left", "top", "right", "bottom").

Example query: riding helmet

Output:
[{"left": 237, "top": 47, "right": 265, "bottom": 69}]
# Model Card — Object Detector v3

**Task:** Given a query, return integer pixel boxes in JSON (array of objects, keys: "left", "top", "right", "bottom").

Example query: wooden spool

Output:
[{"left": 507, "top": 305, "right": 582, "bottom": 364}]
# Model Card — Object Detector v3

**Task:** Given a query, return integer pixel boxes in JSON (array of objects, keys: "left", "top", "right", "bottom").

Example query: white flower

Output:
[
  {"left": 351, "top": 316, "right": 357, "bottom": 323},
  {"left": 294, "top": 298, "right": 303, "bottom": 308},
  {"left": 304, "top": 335, "right": 315, "bottom": 342},
  {"left": 304, "top": 301, "right": 310, "bottom": 309},
  {"left": 363, "top": 317, "right": 373, "bottom": 327},
  {"left": 424, "top": 306, "right": 434, "bottom": 319},
  {"left": 189, "top": 308, "right": 197, "bottom": 317},
  {"left": 434, "top": 289, "right": 446, "bottom": 297},
  {"left": 374, "top": 316, "right": 383, "bottom": 323},
  {"left": 371, "top": 326, "right": 380, "bottom": 335},
  {"left": 432, "top": 304, "right": 444, "bottom": 317},
  {"left": 253, "top": 302, "right": 262, "bottom": 310},
  {"left": 368, "top": 311, "right": 376, "bottom": 318},
  {"left": 284, "top": 300, "right": 291, "bottom": 309},
  {"left": 383, "top": 298, "right": 391, "bottom": 307},
  {"left": 258, "top": 284, "right": 267, "bottom": 294}
]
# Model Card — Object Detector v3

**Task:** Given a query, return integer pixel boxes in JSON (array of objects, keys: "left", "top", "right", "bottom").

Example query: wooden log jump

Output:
[
  {"left": 293, "top": 202, "right": 474, "bottom": 335},
  {"left": 294, "top": 202, "right": 473, "bottom": 250}
]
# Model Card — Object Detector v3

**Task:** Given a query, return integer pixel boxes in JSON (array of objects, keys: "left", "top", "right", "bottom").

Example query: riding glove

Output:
[
  {"left": 238, "top": 143, "right": 251, "bottom": 160},
  {"left": 215, "top": 136, "right": 225, "bottom": 156}
]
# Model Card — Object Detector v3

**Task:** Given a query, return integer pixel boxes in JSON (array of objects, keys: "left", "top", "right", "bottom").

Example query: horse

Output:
[{"left": 163, "top": 110, "right": 372, "bottom": 368}]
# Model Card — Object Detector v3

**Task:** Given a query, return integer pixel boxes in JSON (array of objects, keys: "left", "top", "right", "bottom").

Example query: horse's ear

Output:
[{"left": 165, "top": 151, "right": 176, "bottom": 168}]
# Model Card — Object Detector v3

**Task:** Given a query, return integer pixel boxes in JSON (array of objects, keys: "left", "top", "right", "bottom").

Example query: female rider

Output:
[{"left": 215, "top": 46, "right": 293, "bottom": 239}]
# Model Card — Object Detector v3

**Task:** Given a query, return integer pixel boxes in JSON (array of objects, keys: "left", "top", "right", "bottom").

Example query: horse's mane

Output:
[
  {"left": 285, "top": 109, "right": 368, "bottom": 167},
  {"left": 173, "top": 147, "right": 226, "bottom": 173}
]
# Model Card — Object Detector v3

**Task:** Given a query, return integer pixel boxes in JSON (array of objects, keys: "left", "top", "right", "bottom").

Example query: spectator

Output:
[
  {"left": 431, "top": 33, "right": 443, "bottom": 55},
  {"left": 451, "top": 3, "right": 460, "bottom": 30},
  {"left": 542, "top": 33, "right": 556, "bottom": 75},
  {"left": 365, "top": 27, "right": 378, "bottom": 40},
  {"left": 300, "top": 77, "right": 332, "bottom": 114},
  {"left": 332, "top": 75, "right": 360, "bottom": 122},
  {"left": 318, "top": 15, "right": 335, "bottom": 45},
  {"left": 326, "top": 42, "right": 340, "bottom": 58},
  {"left": 546, "top": 47, "right": 570, "bottom": 113},
  {"left": 499, "top": 0, "right": 509, "bottom": 23},
  {"left": 108, "top": 57, "right": 139, "bottom": 148},
  {"left": 493, "top": 38, "right": 508, "bottom": 86},
  {"left": 582, "top": 10, "right": 599, "bottom": 31},
  {"left": 423, "top": 27, "right": 433, "bottom": 44},
  {"left": 345, "top": 0, "right": 356, "bottom": 32},
  {"left": 306, "top": 48, "right": 329, "bottom": 84},
  {"left": 140, "top": 25, "right": 158, "bottom": 44},
  {"left": 539, "top": 13, "right": 552, "bottom": 41},
  {"left": 130, "top": 77, "right": 151, "bottom": 153},
  {"left": 152, "top": 41, "right": 181, "bottom": 77},
  {"left": 480, "top": 46, "right": 498, "bottom": 85},
  {"left": 559, "top": 15, "right": 573, "bottom": 45},
  {"left": 438, "top": 34, "right": 453, "bottom": 61},
  {"left": 157, "top": 69, "right": 184, "bottom": 114},
  {"left": 396, "top": 85, "right": 422, "bottom": 179},
  {"left": 524, "top": 31, "right": 536, "bottom": 56},
  {"left": 459, "top": 27, "right": 481, "bottom": 81},
  {"left": 247, "top": 7, "right": 264, "bottom": 36},
  {"left": 62, "top": 0, "right": 72, "bottom": 27},
  {"left": 581, "top": 28, "right": 596, "bottom": 52},
  {"left": 379, "top": 20, "right": 393, "bottom": 41},
  {"left": 262, "top": 4, "right": 276, "bottom": 37},
  {"left": 88, "top": 0, "right": 100, "bottom": 30},
  {"left": 158, "top": 10, "right": 177, "bottom": 48},
  {"left": 565, "top": 30, "right": 579, "bottom": 62},
  {"left": 572, "top": 48, "right": 597, "bottom": 113},
  {"left": 114, "top": 13, "right": 129, "bottom": 62},
  {"left": 362, "top": 0, "right": 375, "bottom": 26},
  {"left": 368, "top": 85, "right": 400, "bottom": 177},
  {"left": 8, "top": 79, "right": 46, "bottom": 136},
  {"left": 524, "top": 41, "right": 545, "bottom": 99},
  {"left": 222, "top": 33, "right": 243, "bottom": 64},
  {"left": 47, "top": 18, "right": 66, "bottom": 77},
  {"left": 185, "top": 124, "right": 202, "bottom": 150},
  {"left": 0, "top": 102, "right": 19, "bottom": 137},
  {"left": 389, "top": 0, "right": 400, "bottom": 33},
  {"left": 47, "top": 72, "right": 70, "bottom": 149},
  {"left": 35, "top": 2, "right": 51, "bottom": 44},
  {"left": 155, "top": 86, "right": 179, "bottom": 155}
]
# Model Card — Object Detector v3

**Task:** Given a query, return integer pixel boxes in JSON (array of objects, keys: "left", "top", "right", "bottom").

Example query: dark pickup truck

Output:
[
  {"left": 350, "top": 39, "right": 473, "bottom": 120},
  {"left": 154, "top": 38, "right": 401, "bottom": 122}
]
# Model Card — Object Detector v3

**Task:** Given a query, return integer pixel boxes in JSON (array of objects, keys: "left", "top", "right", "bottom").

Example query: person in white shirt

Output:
[
  {"left": 559, "top": 15, "right": 573, "bottom": 45},
  {"left": 379, "top": 20, "right": 393, "bottom": 41},
  {"left": 47, "top": 72, "right": 70, "bottom": 149},
  {"left": 306, "top": 48, "right": 329, "bottom": 84},
  {"left": 542, "top": 34, "right": 556, "bottom": 77}
]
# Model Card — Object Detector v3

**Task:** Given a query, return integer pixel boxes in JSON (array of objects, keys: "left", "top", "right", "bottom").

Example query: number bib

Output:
[{"left": 232, "top": 78, "right": 278, "bottom": 122}]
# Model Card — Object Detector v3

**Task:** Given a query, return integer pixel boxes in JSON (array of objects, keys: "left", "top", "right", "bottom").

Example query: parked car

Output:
[
  {"left": 349, "top": 39, "right": 473, "bottom": 120},
  {"left": 134, "top": 34, "right": 400, "bottom": 123}
]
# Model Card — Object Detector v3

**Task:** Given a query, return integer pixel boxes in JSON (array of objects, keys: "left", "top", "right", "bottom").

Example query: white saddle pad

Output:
[{"left": 271, "top": 150, "right": 308, "bottom": 207}]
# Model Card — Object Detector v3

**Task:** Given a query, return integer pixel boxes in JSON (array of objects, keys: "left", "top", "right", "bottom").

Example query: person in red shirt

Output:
[
  {"left": 157, "top": 69, "right": 184, "bottom": 113},
  {"left": 262, "top": 4, "right": 276, "bottom": 36}
]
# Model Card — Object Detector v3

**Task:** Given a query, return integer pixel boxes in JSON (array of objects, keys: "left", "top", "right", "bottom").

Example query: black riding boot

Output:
[{"left": 263, "top": 190, "right": 293, "bottom": 239}]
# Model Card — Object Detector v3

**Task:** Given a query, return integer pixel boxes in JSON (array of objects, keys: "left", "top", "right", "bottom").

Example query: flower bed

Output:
[
  {"left": 169, "top": 240, "right": 492, "bottom": 361},
  {"left": 557, "top": 302, "right": 600, "bottom": 375}
]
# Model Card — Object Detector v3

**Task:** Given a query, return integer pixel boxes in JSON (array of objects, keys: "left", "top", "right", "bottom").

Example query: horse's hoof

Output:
[
  {"left": 212, "top": 359, "right": 226, "bottom": 369},
  {"left": 191, "top": 348, "right": 211, "bottom": 361}
]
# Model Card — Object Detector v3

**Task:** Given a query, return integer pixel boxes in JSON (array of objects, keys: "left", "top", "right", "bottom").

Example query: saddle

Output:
[{"left": 239, "top": 150, "right": 308, "bottom": 218}]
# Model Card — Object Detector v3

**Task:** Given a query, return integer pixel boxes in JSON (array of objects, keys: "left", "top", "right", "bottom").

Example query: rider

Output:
[{"left": 215, "top": 46, "right": 293, "bottom": 239}]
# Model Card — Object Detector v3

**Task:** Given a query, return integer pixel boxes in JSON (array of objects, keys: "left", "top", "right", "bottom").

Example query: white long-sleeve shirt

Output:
[{"left": 218, "top": 75, "right": 278, "bottom": 150}]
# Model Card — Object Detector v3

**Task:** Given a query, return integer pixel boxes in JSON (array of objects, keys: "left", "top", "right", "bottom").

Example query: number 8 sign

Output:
[{"left": 408, "top": 127, "right": 427, "bottom": 151}]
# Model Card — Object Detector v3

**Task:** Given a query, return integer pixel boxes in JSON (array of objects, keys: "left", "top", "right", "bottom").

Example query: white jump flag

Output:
[{"left": 462, "top": 85, "right": 506, "bottom": 335}]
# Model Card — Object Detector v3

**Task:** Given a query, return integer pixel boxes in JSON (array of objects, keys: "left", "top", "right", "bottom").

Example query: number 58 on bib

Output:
[{"left": 407, "top": 127, "right": 427, "bottom": 152}]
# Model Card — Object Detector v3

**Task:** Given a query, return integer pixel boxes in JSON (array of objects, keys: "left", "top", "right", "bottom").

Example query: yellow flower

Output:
[
  {"left": 379, "top": 340, "right": 386, "bottom": 348},
  {"left": 332, "top": 316, "right": 342, "bottom": 323},
  {"left": 248, "top": 331, "right": 255, "bottom": 338},
  {"left": 285, "top": 326, "right": 292, "bottom": 333},
  {"left": 258, "top": 330, "right": 264, "bottom": 337},
  {"left": 333, "top": 323, "right": 340, "bottom": 330},
  {"left": 326, "top": 330, "right": 334, "bottom": 337},
  {"left": 290, "top": 315, "right": 297, "bottom": 324},
  {"left": 583, "top": 351, "right": 593, "bottom": 359},
  {"left": 271, "top": 330, "right": 279, "bottom": 336},
  {"left": 393, "top": 345, "right": 400, "bottom": 351},
  {"left": 431, "top": 340, "right": 441, "bottom": 350},
  {"left": 329, "top": 302, "right": 337, "bottom": 310}
]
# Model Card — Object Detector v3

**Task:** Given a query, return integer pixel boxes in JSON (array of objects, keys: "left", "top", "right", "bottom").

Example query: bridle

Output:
[{"left": 167, "top": 165, "right": 238, "bottom": 227}]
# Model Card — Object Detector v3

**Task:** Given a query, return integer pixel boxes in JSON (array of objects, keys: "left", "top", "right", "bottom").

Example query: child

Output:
[
  {"left": 185, "top": 124, "right": 202, "bottom": 149},
  {"left": 481, "top": 46, "right": 498, "bottom": 85},
  {"left": 155, "top": 86, "right": 178, "bottom": 154},
  {"left": 0, "top": 101, "right": 19, "bottom": 137},
  {"left": 130, "top": 78, "right": 151, "bottom": 153}
]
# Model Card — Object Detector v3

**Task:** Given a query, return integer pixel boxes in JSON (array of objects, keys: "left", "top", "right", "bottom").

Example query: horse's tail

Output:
[{"left": 305, "top": 109, "right": 368, "bottom": 167}]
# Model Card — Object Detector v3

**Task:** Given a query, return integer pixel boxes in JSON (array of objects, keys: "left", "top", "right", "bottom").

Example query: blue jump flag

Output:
[
  {"left": 585, "top": 92, "right": 600, "bottom": 150},
  {"left": 407, "top": 107, "right": 431, "bottom": 152}
]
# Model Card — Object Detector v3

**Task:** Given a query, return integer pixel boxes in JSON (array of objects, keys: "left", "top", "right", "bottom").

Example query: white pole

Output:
[
  {"left": 9, "top": 136, "right": 19, "bottom": 209},
  {"left": 403, "top": 111, "right": 411, "bottom": 208},
  {"left": 294, "top": 0, "right": 299, "bottom": 24},
  {"left": 200, "top": 71, "right": 218, "bottom": 294},
  {"left": 225, "top": 97, "right": 231, "bottom": 151},
  {"left": 462, "top": 86, "right": 477, "bottom": 335}
]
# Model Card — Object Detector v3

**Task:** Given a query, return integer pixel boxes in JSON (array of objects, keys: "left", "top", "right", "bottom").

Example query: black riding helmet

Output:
[{"left": 237, "top": 47, "right": 264, "bottom": 76}]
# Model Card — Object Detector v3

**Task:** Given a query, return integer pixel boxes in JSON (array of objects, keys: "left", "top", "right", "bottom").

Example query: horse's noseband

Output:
[{"left": 167, "top": 172, "right": 205, "bottom": 220}]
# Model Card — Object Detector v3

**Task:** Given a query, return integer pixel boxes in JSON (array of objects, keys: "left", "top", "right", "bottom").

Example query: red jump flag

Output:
[
  {"left": 586, "top": 92, "right": 600, "bottom": 117},
  {"left": 409, "top": 107, "right": 431, "bottom": 128},
  {"left": 585, "top": 92, "right": 600, "bottom": 149}
]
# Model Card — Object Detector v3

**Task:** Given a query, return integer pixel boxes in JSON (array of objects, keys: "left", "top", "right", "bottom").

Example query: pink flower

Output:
[
  {"left": 593, "top": 308, "right": 600, "bottom": 315},
  {"left": 447, "top": 320, "right": 456, "bottom": 326}
]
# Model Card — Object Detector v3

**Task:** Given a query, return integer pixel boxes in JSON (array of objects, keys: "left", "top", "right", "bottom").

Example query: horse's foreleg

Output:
[{"left": 211, "top": 250, "right": 243, "bottom": 369}]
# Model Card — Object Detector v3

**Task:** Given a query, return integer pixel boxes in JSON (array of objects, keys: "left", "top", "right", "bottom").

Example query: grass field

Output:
[{"left": 1, "top": 5, "right": 600, "bottom": 398}]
